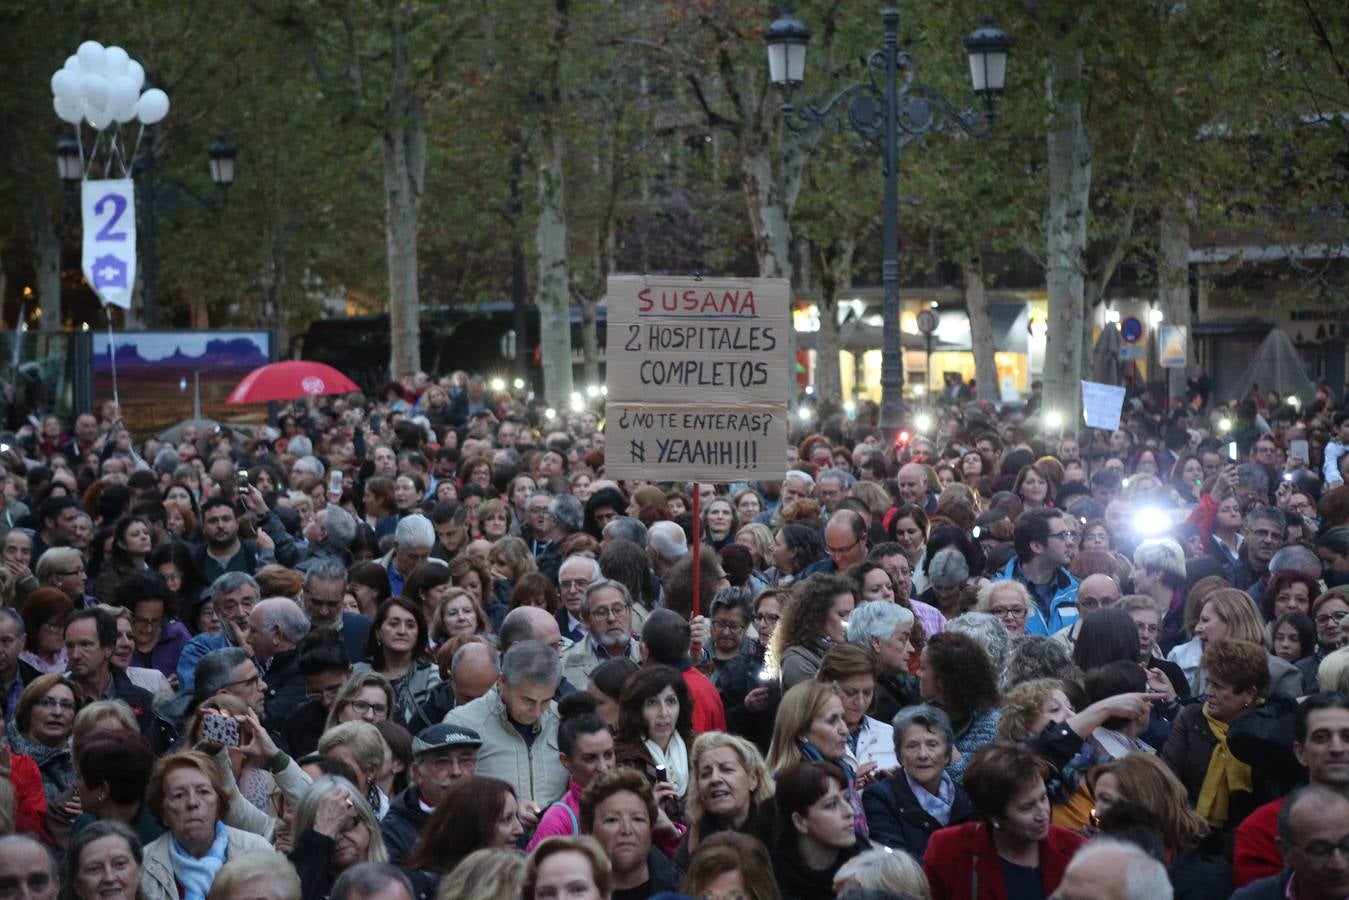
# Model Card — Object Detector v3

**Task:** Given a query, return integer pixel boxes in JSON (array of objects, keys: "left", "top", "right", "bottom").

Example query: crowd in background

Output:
[{"left": 0, "top": 369, "right": 1347, "bottom": 900}]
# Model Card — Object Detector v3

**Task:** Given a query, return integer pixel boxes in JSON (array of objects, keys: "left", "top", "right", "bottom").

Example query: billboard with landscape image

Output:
[{"left": 93, "top": 331, "right": 272, "bottom": 438}]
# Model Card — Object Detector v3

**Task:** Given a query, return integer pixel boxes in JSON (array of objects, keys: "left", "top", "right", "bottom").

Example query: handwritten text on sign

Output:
[
  {"left": 80, "top": 179, "right": 137, "bottom": 310},
  {"left": 605, "top": 275, "right": 790, "bottom": 482}
]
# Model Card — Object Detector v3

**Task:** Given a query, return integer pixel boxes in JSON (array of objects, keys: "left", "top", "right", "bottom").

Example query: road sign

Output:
[
  {"left": 1120, "top": 316, "right": 1143, "bottom": 344},
  {"left": 917, "top": 309, "right": 938, "bottom": 334},
  {"left": 1158, "top": 325, "right": 1187, "bottom": 367},
  {"left": 1119, "top": 344, "right": 1145, "bottom": 361}
]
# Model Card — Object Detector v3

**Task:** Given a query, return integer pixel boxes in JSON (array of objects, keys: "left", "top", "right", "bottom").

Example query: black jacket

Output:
[
  {"left": 277, "top": 697, "right": 330, "bottom": 759},
  {"left": 101, "top": 667, "right": 156, "bottom": 733},
  {"left": 381, "top": 784, "right": 431, "bottom": 866},
  {"left": 714, "top": 643, "right": 777, "bottom": 755},
  {"left": 1231, "top": 869, "right": 1292, "bottom": 900},
  {"left": 771, "top": 830, "right": 869, "bottom": 900},
  {"left": 261, "top": 645, "right": 307, "bottom": 731},
  {"left": 862, "top": 772, "right": 975, "bottom": 862}
]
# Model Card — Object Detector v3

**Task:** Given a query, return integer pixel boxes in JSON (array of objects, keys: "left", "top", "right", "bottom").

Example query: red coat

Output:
[
  {"left": 682, "top": 666, "right": 727, "bottom": 733},
  {"left": 923, "top": 821, "right": 1086, "bottom": 900},
  {"left": 9, "top": 752, "right": 52, "bottom": 845},
  {"left": 1234, "top": 798, "right": 1284, "bottom": 887}
]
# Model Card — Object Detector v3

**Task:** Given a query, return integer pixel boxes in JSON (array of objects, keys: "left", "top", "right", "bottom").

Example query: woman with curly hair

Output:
[
  {"left": 918, "top": 631, "right": 1001, "bottom": 781},
  {"left": 613, "top": 665, "right": 693, "bottom": 825},
  {"left": 766, "top": 524, "right": 825, "bottom": 587},
  {"left": 768, "top": 574, "right": 855, "bottom": 692},
  {"left": 458, "top": 458, "right": 495, "bottom": 497}
]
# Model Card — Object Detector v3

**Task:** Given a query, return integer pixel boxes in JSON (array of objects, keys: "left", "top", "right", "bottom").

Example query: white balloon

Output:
[
  {"left": 85, "top": 103, "right": 113, "bottom": 131},
  {"left": 53, "top": 94, "right": 84, "bottom": 125},
  {"left": 64, "top": 54, "right": 82, "bottom": 73},
  {"left": 137, "top": 88, "right": 169, "bottom": 125},
  {"left": 81, "top": 73, "right": 110, "bottom": 111},
  {"left": 125, "top": 60, "right": 145, "bottom": 93},
  {"left": 103, "top": 46, "right": 130, "bottom": 76},
  {"left": 108, "top": 75, "right": 138, "bottom": 113},
  {"left": 76, "top": 40, "right": 105, "bottom": 73},
  {"left": 112, "top": 98, "right": 139, "bottom": 124},
  {"left": 52, "top": 69, "right": 79, "bottom": 99}
]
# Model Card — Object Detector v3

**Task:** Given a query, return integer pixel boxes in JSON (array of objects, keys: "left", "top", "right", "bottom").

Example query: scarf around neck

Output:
[
  {"left": 168, "top": 820, "right": 229, "bottom": 900},
  {"left": 643, "top": 731, "right": 689, "bottom": 799},
  {"left": 1196, "top": 704, "right": 1253, "bottom": 828}
]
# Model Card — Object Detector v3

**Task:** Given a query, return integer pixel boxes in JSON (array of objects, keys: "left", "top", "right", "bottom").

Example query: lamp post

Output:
[{"left": 765, "top": 8, "right": 1009, "bottom": 433}]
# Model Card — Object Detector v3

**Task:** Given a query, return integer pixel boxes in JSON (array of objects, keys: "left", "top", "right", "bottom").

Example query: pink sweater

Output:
[{"left": 526, "top": 780, "right": 584, "bottom": 851}]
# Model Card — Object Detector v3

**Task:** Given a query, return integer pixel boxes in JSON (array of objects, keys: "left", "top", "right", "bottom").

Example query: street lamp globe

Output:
[
  {"left": 963, "top": 20, "right": 1011, "bottom": 96},
  {"left": 764, "top": 10, "right": 811, "bottom": 89},
  {"left": 56, "top": 138, "right": 82, "bottom": 182},
  {"left": 208, "top": 137, "right": 237, "bottom": 188}
]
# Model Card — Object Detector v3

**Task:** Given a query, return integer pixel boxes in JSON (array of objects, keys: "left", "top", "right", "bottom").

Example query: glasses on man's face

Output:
[
  {"left": 712, "top": 618, "right": 746, "bottom": 633},
  {"left": 421, "top": 752, "right": 476, "bottom": 772},
  {"left": 34, "top": 696, "right": 77, "bottom": 713},
  {"left": 347, "top": 699, "right": 388, "bottom": 717},
  {"left": 132, "top": 615, "right": 163, "bottom": 629},
  {"left": 1044, "top": 531, "right": 1072, "bottom": 542},
  {"left": 1315, "top": 610, "right": 1349, "bottom": 627},
  {"left": 306, "top": 684, "right": 343, "bottom": 703},
  {"left": 559, "top": 579, "right": 590, "bottom": 592},
  {"left": 1076, "top": 596, "right": 1116, "bottom": 612},
  {"left": 589, "top": 603, "right": 629, "bottom": 622},
  {"left": 988, "top": 606, "right": 1027, "bottom": 620},
  {"left": 826, "top": 536, "right": 861, "bottom": 557},
  {"left": 225, "top": 673, "right": 261, "bottom": 691},
  {"left": 1285, "top": 835, "right": 1349, "bottom": 862},
  {"left": 306, "top": 594, "right": 344, "bottom": 613}
]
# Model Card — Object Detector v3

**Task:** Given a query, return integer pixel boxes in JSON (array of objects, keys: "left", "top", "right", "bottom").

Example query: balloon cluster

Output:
[{"left": 50, "top": 41, "right": 169, "bottom": 130}]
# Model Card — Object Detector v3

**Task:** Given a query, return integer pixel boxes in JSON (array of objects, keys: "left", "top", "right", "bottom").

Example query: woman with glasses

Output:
[
  {"left": 1119, "top": 594, "right": 1191, "bottom": 697},
  {"left": 354, "top": 598, "right": 440, "bottom": 733},
  {"left": 18, "top": 586, "right": 74, "bottom": 674},
  {"left": 6, "top": 673, "right": 84, "bottom": 804},
  {"left": 325, "top": 672, "right": 396, "bottom": 731},
  {"left": 975, "top": 580, "right": 1032, "bottom": 639},
  {"left": 112, "top": 572, "right": 191, "bottom": 680},
  {"left": 1298, "top": 589, "right": 1349, "bottom": 692}
]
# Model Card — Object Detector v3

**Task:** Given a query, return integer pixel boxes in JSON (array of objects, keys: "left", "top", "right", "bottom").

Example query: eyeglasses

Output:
[
  {"left": 1044, "top": 531, "right": 1072, "bottom": 541},
  {"left": 347, "top": 699, "right": 388, "bottom": 717},
  {"left": 826, "top": 536, "right": 861, "bottom": 556},
  {"left": 1075, "top": 596, "right": 1117, "bottom": 611},
  {"left": 225, "top": 673, "right": 261, "bottom": 690},
  {"left": 712, "top": 619, "right": 746, "bottom": 632},
  {"left": 132, "top": 615, "right": 163, "bottom": 629},
  {"left": 988, "top": 606, "right": 1027, "bottom": 620},
  {"left": 1315, "top": 610, "right": 1349, "bottom": 627},
  {"left": 33, "top": 696, "right": 77, "bottom": 713},
  {"left": 589, "top": 603, "right": 629, "bottom": 621},
  {"left": 753, "top": 613, "right": 781, "bottom": 626},
  {"left": 559, "top": 579, "right": 591, "bottom": 591},
  {"left": 305, "top": 684, "right": 344, "bottom": 702},
  {"left": 55, "top": 568, "right": 85, "bottom": 577},
  {"left": 1285, "top": 835, "right": 1349, "bottom": 862},
  {"left": 421, "top": 752, "right": 477, "bottom": 771}
]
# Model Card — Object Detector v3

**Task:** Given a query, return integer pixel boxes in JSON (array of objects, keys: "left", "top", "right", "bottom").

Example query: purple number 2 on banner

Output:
[{"left": 94, "top": 193, "right": 128, "bottom": 242}]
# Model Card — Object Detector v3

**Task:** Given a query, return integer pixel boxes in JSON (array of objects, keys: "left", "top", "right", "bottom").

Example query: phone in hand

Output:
[
  {"left": 1227, "top": 442, "right": 1239, "bottom": 462},
  {"left": 201, "top": 712, "right": 241, "bottom": 747},
  {"left": 329, "top": 470, "right": 343, "bottom": 495},
  {"left": 235, "top": 470, "right": 251, "bottom": 493},
  {"left": 1291, "top": 439, "right": 1309, "bottom": 465}
]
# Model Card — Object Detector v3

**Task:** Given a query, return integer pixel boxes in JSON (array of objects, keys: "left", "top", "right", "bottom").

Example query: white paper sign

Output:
[
  {"left": 604, "top": 275, "right": 791, "bottom": 482},
  {"left": 1082, "top": 381, "right": 1127, "bottom": 431},
  {"left": 81, "top": 178, "right": 137, "bottom": 309}
]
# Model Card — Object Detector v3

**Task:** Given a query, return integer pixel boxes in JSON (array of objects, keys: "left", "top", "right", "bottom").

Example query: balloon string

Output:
[{"left": 106, "top": 319, "right": 120, "bottom": 413}]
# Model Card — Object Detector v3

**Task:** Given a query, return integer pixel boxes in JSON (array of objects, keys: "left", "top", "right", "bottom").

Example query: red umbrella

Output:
[{"left": 226, "top": 361, "right": 360, "bottom": 404}]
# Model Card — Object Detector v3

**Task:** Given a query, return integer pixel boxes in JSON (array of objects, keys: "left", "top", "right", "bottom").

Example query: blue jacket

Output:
[{"left": 995, "top": 557, "right": 1079, "bottom": 635}]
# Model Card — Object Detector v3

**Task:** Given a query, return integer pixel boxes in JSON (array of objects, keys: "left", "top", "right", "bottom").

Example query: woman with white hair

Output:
[
  {"left": 288, "top": 776, "right": 387, "bottom": 900},
  {"left": 834, "top": 847, "right": 931, "bottom": 899},
  {"left": 945, "top": 612, "right": 1013, "bottom": 686},
  {"left": 975, "top": 580, "right": 1033, "bottom": 639},
  {"left": 846, "top": 601, "right": 916, "bottom": 724}
]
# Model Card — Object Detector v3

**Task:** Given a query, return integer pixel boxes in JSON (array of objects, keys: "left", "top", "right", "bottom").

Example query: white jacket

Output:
[
  {"left": 140, "top": 825, "right": 272, "bottom": 900},
  {"left": 443, "top": 685, "right": 568, "bottom": 805},
  {"left": 845, "top": 715, "right": 897, "bottom": 773}
]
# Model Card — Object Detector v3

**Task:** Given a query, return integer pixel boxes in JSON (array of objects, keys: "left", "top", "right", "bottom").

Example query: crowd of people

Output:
[{"left": 0, "top": 372, "right": 1347, "bottom": 900}]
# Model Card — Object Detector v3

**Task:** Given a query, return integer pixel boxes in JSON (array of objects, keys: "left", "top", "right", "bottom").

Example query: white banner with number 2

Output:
[{"left": 81, "top": 178, "right": 137, "bottom": 310}]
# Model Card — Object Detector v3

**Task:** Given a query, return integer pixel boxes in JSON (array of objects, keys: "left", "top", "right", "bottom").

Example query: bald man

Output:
[
  {"left": 1050, "top": 838, "right": 1172, "bottom": 900},
  {"left": 1050, "top": 573, "right": 1120, "bottom": 653},
  {"left": 449, "top": 642, "right": 499, "bottom": 708}
]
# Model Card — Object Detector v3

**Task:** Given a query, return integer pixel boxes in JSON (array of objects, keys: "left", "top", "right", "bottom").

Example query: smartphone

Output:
[
  {"left": 1227, "top": 442, "right": 1238, "bottom": 461},
  {"left": 370, "top": 414, "right": 382, "bottom": 433},
  {"left": 1291, "top": 439, "right": 1309, "bottom": 464},
  {"left": 654, "top": 765, "right": 669, "bottom": 783},
  {"left": 235, "top": 470, "right": 250, "bottom": 493},
  {"left": 329, "top": 470, "right": 343, "bottom": 494},
  {"left": 201, "top": 712, "right": 240, "bottom": 747}
]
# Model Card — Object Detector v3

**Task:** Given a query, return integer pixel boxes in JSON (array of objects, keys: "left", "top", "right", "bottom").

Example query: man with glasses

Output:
[
  {"left": 995, "top": 508, "right": 1079, "bottom": 636},
  {"left": 64, "top": 608, "right": 153, "bottom": 730},
  {"left": 197, "top": 646, "right": 268, "bottom": 715},
  {"left": 1233, "top": 783, "right": 1349, "bottom": 900},
  {"left": 1050, "top": 573, "right": 1121, "bottom": 654},
  {"left": 556, "top": 555, "right": 598, "bottom": 643},
  {"left": 801, "top": 509, "right": 869, "bottom": 577},
  {"left": 1234, "top": 506, "right": 1288, "bottom": 594},
  {"left": 561, "top": 579, "right": 640, "bottom": 688},
  {"left": 1236, "top": 693, "right": 1349, "bottom": 889},
  {"left": 815, "top": 469, "right": 852, "bottom": 514},
  {"left": 302, "top": 559, "right": 371, "bottom": 664},
  {"left": 278, "top": 630, "right": 352, "bottom": 757},
  {"left": 381, "top": 723, "right": 482, "bottom": 864},
  {"left": 176, "top": 572, "right": 261, "bottom": 692}
]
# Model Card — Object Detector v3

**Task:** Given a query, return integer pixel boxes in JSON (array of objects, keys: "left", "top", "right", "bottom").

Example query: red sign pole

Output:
[{"left": 691, "top": 486, "right": 701, "bottom": 619}]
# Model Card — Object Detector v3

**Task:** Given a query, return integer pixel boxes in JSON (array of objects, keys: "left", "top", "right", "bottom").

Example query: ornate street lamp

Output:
[{"left": 208, "top": 137, "right": 237, "bottom": 188}]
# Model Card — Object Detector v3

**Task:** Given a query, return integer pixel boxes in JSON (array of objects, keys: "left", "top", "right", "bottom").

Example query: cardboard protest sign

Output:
[{"left": 604, "top": 275, "right": 790, "bottom": 482}]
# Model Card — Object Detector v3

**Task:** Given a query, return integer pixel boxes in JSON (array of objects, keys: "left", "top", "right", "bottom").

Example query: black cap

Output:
[{"left": 411, "top": 723, "right": 482, "bottom": 756}]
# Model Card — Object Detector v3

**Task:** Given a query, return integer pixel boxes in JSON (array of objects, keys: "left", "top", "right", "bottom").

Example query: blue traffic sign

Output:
[{"left": 1120, "top": 316, "right": 1143, "bottom": 344}]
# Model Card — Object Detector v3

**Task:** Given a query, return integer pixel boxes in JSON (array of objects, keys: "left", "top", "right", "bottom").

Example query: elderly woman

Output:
[
  {"left": 917, "top": 631, "right": 1001, "bottom": 782},
  {"left": 66, "top": 820, "right": 144, "bottom": 900},
  {"left": 976, "top": 580, "right": 1033, "bottom": 639},
  {"left": 579, "top": 767, "right": 682, "bottom": 899},
  {"left": 140, "top": 751, "right": 273, "bottom": 900},
  {"left": 862, "top": 704, "right": 974, "bottom": 862},
  {"left": 524, "top": 835, "right": 613, "bottom": 900},
  {"left": 1161, "top": 638, "right": 1270, "bottom": 830},
  {"left": 918, "top": 548, "right": 971, "bottom": 620},
  {"left": 815, "top": 643, "right": 896, "bottom": 775},
  {"left": 770, "top": 761, "right": 870, "bottom": 900},
  {"left": 845, "top": 600, "right": 916, "bottom": 724},
  {"left": 288, "top": 776, "right": 387, "bottom": 900},
  {"left": 923, "top": 741, "right": 1087, "bottom": 899},
  {"left": 677, "top": 732, "right": 776, "bottom": 866},
  {"left": 71, "top": 728, "right": 163, "bottom": 844},
  {"left": 769, "top": 574, "right": 855, "bottom": 692},
  {"left": 6, "top": 673, "right": 84, "bottom": 804}
]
